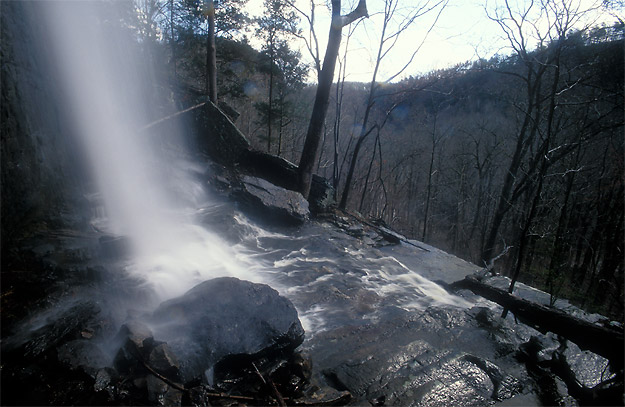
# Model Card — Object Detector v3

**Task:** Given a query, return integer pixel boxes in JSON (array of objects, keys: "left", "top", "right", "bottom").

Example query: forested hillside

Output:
[
  {"left": 307, "top": 26, "right": 625, "bottom": 321},
  {"left": 125, "top": 1, "right": 623, "bottom": 320}
]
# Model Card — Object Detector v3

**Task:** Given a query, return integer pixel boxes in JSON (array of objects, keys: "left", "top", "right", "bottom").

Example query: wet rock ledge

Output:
[{"left": 1, "top": 277, "right": 347, "bottom": 406}]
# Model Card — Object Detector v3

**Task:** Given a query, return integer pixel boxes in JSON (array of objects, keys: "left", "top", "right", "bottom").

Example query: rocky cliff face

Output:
[{"left": 1, "top": 2, "right": 89, "bottom": 246}]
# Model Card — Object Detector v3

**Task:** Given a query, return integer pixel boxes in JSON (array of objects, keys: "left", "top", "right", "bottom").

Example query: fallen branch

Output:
[
  {"left": 252, "top": 362, "right": 286, "bottom": 407},
  {"left": 141, "top": 360, "right": 186, "bottom": 392},
  {"left": 450, "top": 275, "right": 624, "bottom": 366},
  {"left": 141, "top": 360, "right": 256, "bottom": 402},
  {"left": 478, "top": 244, "right": 512, "bottom": 278},
  {"left": 139, "top": 102, "right": 207, "bottom": 132},
  {"left": 342, "top": 211, "right": 430, "bottom": 251}
]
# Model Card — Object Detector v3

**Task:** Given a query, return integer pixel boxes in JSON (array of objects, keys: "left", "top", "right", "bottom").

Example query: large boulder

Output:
[
  {"left": 240, "top": 150, "right": 336, "bottom": 214},
  {"left": 188, "top": 101, "right": 251, "bottom": 165},
  {"left": 149, "top": 277, "right": 305, "bottom": 383},
  {"left": 234, "top": 175, "right": 310, "bottom": 225}
]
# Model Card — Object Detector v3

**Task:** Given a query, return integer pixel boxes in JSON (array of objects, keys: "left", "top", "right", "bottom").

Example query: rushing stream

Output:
[{"left": 40, "top": 0, "right": 474, "bottom": 322}]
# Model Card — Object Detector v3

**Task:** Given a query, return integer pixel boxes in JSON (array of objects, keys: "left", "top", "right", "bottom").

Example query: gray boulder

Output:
[
  {"left": 149, "top": 277, "right": 305, "bottom": 383},
  {"left": 235, "top": 175, "right": 310, "bottom": 225},
  {"left": 239, "top": 150, "right": 336, "bottom": 214},
  {"left": 190, "top": 101, "right": 250, "bottom": 165}
]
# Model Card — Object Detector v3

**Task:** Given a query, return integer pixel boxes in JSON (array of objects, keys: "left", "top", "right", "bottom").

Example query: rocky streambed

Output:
[{"left": 1, "top": 193, "right": 623, "bottom": 406}]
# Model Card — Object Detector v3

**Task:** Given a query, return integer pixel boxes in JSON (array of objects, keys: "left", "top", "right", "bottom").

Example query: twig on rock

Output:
[
  {"left": 142, "top": 360, "right": 257, "bottom": 402},
  {"left": 141, "top": 360, "right": 186, "bottom": 392},
  {"left": 252, "top": 362, "right": 287, "bottom": 407}
]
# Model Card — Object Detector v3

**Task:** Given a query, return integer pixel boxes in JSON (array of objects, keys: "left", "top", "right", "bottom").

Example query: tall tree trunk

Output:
[
  {"left": 297, "top": 0, "right": 368, "bottom": 199},
  {"left": 205, "top": 0, "right": 217, "bottom": 103},
  {"left": 504, "top": 43, "right": 562, "bottom": 316},
  {"left": 481, "top": 74, "right": 542, "bottom": 263},
  {"left": 422, "top": 132, "right": 436, "bottom": 242},
  {"left": 358, "top": 132, "right": 379, "bottom": 213},
  {"left": 278, "top": 95, "right": 284, "bottom": 156},
  {"left": 546, "top": 145, "right": 579, "bottom": 304},
  {"left": 267, "top": 35, "right": 274, "bottom": 153},
  {"left": 170, "top": 0, "right": 176, "bottom": 78},
  {"left": 501, "top": 160, "right": 547, "bottom": 319}
]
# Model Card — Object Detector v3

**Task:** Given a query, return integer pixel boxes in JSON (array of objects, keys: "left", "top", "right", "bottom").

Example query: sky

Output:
[{"left": 246, "top": 0, "right": 623, "bottom": 83}]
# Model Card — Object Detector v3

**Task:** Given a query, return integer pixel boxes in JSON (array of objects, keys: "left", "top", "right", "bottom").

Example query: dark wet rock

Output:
[
  {"left": 239, "top": 150, "right": 336, "bottom": 214},
  {"left": 234, "top": 175, "right": 310, "bottom": 225},
  {"left": 146, "top": 374, "right": 184, "bottom": 406},
  {"left": 308, "top": 176, "right": 335, "bottom": 215},
  {"left": 150, "top": 277, "right": 305, "bottom": 383},
  {"left": 149, "top": 342, "right": 182, "bottom": 382},
  {"left": 1, "top": 1, "right": 92, "bottom": 243},
  {"left": 517, "top": 334, "right": 625, "bottom": 406},
  {"left": 377, "top": 225, "right": 404, "bottom": 244},
  {"left": 305, "top": 307, "right": 531, "bottom": 406},
  {"left": 218, "top": 100, "right": 240, "bottom": 122},
  {"left": 462, "top": 354, "right": 522, "bottom": 401},
  {"left": 2, "top": 300, "right": 101, "bottom": 361},
  {"left": 93, "top": 367, "right": 115, "bottom": 392},
  {"left": 294, "top": 387, "right": 352, "bottom": 406},
  {"left": 561, "top": 343, "right": 613, "bottom": 388},
  {"left": 190, "top": 101, "right": 251, "bottom": 165},
  {"left": 113, "top": 320, "right": 155, "bottom": 373},
  {"left": 321, "top": 211, "right": 411, "bottom": 247},
  {"left": 57, "top": 339, "right": 110, "bottom": 376},
  {"left": 345, "top": 224, "right": 365, "bottom": 237}
]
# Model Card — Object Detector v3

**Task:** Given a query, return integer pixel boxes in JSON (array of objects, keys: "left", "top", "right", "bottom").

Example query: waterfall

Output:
[{"left": 41, "top": 2, "right": 255, "bottom": 300}]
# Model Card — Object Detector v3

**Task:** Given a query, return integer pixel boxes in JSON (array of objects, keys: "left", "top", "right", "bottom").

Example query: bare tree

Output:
[
  {"left": 481, "top": 0, "right": 602, "bottom": 265},
  {"left": 332, "top": 22, "right": 360, "bottom": 200},
  {"left": 338, "top": 0, "right": 447, "bottom": 209},
  {"left": 296, "top": 0, "right": 369, "bottom": 198},
  {"left": 204, "top": 0, "right": 217, "bottom": 102}
]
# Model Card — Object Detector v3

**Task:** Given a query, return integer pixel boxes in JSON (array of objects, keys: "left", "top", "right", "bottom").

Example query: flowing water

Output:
[
  {"left": 42, "top": 2, "right": 259, "bottom": 301},
  {"left": 41, "top": 1, "right": 474, "bottom": 321}
]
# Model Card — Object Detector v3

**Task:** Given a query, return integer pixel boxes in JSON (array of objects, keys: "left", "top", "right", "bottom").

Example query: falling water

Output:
[
  {"left": 40, "top": 1, "right": 474, "bottom": 319},
  {"left": 42, "top": 2, "right": 256, "bottom": 300}
]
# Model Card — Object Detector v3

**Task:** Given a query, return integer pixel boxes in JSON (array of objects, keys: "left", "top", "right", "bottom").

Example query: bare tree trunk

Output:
[
  {"left": 205, "top": 0, "right": 217, "bottom": 103},
  {"left": 278, "top": 99, "right": 284, "bottom": 156},
  {"left": 451, "top": 275, "right": 624, "bottom": 365},
  {"left": 481, "top": 86, "right": 539, "bottom": 263},
  {"left": 501, "top": 167, "right": 544, "bottom": 319},
  {"left": 267, "top": 34, "right": 275, "bottom": 153},
  {"left": 332, "top": 25, "right": 355, "bottom": 199},
  {"left": 358, "top": 131, "right": 379, "bottom": 213},
  {"left": 170, "top": 0, "right": 176, "bottom": 78},
  {"left": 422, "top": 130, "right": 436, "bottom": 242},
  {"left": 297, "top": 0, "right": 368, "bottom": 198},
  {"left": 339, "top": 0, "right": 446, "bottom": 210}
]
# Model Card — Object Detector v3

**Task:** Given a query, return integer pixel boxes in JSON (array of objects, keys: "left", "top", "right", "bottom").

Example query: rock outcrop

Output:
[
  {"left": 187, "top": 101, "right": 251, "bottom": 166},
  {"left": 239, "top": 150, "right": 336, "bottom": 214},
  {"left": 1, "top": 2, "right": 90, "bottom": 243},
  {"left": 149, "top": 277, "right": 305, "bottom": 383},
  {"left": 234, "top": 175, "right": 310, "bottom": 225}
]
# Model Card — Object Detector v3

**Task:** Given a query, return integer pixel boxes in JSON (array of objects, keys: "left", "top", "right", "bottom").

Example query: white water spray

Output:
[{"left": 42, "top": 2, "right": 256, "bottom": 300}]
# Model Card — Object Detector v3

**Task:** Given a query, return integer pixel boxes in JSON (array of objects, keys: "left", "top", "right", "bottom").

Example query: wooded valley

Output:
[{"left": 126, "top": 0, "right": 623, "bottom": 320}]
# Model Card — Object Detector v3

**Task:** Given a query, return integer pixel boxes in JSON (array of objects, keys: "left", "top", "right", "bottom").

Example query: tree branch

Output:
[{"left": 339, "top": 0, "right": 369, "bottom": 27}]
